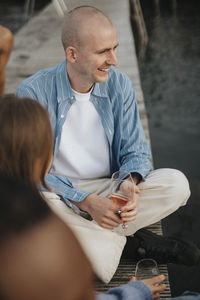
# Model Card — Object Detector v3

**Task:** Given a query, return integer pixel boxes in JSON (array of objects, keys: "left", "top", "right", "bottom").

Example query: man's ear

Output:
[{"left": 65, "top": 46, "right": 77, "bottom": 63}]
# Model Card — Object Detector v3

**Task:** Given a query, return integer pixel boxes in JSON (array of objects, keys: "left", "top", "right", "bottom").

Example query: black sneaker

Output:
[{"left": 133, "top": 228, "right": 200, "bottom": 265}]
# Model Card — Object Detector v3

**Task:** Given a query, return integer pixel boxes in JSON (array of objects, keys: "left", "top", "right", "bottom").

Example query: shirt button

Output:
[
  {"left": 70, "top": 96, "right": 74, "bottom": 99},
  {"left": 61, "top": 114, "right": 64, "bottom": 118}
]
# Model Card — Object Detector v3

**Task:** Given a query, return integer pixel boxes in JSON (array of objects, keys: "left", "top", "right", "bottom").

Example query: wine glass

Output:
[
  {"left": 110, "top": 170, "right": 134, "bottom": 229},
  {"left": 135, "top": 258, "right": 160, "bottom": 280}
]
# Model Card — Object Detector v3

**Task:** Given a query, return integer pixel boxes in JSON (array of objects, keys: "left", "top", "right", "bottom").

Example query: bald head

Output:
[{"left": 61, "top": 6, "right": 114, "bottom": 50}]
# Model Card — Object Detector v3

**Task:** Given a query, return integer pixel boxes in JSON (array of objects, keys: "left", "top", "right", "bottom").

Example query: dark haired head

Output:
[
  {"left": 0, "top": 94, "right": 53, "bottom": 189},
  {"left": 0, "top": 176, "right": 95, "bottom": 300},
  {"left": 0, "top": 175, "right": 51, "bottom": 243}
]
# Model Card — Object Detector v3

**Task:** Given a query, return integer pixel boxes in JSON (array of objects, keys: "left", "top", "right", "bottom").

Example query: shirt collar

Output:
[
  {"left": 92, "top": 81, "right": 108, "bottom": 98},
  {"left": 56, "top": 59, "right": 109, "bottom": 101},
  {"left": 56, "top": 60, "right": 74, "bottom": 102}
]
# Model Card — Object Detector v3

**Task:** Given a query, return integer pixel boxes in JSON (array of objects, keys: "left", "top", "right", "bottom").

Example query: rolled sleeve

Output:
[{"left": 45, "top": 173, "right": 90, "bottom": 209}]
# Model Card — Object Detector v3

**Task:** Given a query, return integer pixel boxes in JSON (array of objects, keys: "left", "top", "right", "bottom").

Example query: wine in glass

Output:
[{"left": 110, "top": 171, "right": 134, "bottom": 229}]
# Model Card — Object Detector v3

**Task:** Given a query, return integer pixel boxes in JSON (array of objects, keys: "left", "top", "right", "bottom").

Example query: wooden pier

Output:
[{"left": 5, "top": 0, "right": 171, "bottom": 298}]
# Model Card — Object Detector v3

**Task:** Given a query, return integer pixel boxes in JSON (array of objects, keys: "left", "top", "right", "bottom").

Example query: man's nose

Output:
[{"left": 106, "top": 50, "right": 118, "bottom": 66}]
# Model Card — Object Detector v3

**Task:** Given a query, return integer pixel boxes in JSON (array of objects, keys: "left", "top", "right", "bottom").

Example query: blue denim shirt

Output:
[{"left": 16, "top": 60, "right": 152, "bottom": 207}]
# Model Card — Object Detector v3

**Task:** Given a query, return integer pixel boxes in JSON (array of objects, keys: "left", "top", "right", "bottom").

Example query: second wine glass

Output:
[{"left": 135, "top": 258, "right": 160, "bottom": 280}]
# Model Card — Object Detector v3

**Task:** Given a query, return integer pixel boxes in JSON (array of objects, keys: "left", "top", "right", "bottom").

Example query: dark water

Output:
[
  {"left": 137, "top": 0, "right": 200, "bottom": 296},
  {"left": 0, "top": 0, "right": 50, "bottom": 33}
]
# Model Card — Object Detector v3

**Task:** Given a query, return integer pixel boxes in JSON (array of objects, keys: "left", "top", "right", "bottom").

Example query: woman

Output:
[{"left": 0, "top": 94, "right": 126, "bottom": 284}]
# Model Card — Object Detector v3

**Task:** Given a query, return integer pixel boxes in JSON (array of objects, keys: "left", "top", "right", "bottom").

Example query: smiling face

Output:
[{"left": 66, "top": 19, "right": 118, "bottom": 93}]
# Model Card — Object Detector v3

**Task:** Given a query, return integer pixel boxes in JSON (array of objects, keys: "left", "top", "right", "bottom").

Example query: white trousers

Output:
[
  {"left": 74, "top": 168, "right": 190, "bottom": 236},
  {"left": 44, "top": 168, "right": 190, "bottom": 283}
]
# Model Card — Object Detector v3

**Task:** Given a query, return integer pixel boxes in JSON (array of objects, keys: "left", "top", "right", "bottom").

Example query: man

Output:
[
  {"left": 0, "top": 25, "right": 14, "bottom": 95},
  {"left": 0, "top": 176, "right": 166, "bottom": 300},
  {"left": 16, "top": 6, "right": 199, "bottom": 265}
]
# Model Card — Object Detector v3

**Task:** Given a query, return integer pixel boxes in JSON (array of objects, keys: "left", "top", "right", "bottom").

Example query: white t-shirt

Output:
[{"left": 52, "top": 89, "right": 110, "bottom": 184}]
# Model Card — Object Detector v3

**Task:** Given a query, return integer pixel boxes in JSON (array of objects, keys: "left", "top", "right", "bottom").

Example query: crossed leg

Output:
[{"left": 74, "top": 168, "right": 190, "bottom": 236}]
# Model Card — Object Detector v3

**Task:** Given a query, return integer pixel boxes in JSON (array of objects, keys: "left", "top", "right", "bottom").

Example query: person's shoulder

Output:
[
  {"left": 16, "top": 62, "right": 65, "bottom": 99},
  {"left": 0, "top": 25, "right": 13, "bottom": 39},
  {"left": 17, "top": 60, "right": 67, "bottom": 98},
  {"left": 19, "top": 64, "right": 59, "bottom": 88},
  {"left": 0, "top": 26, "right": 14, "bottom": 48}
]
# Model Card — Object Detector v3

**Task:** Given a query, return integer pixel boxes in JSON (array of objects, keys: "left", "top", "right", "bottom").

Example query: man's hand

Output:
[
  {"left": 130, "top": 275, "right": 166, "bottom": 299},
  {"left": 120, "top": 180, "right": 140, "bottom": 225},
  {"left": 72, "top": 194, "right": 123, "bottom": 229}
]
